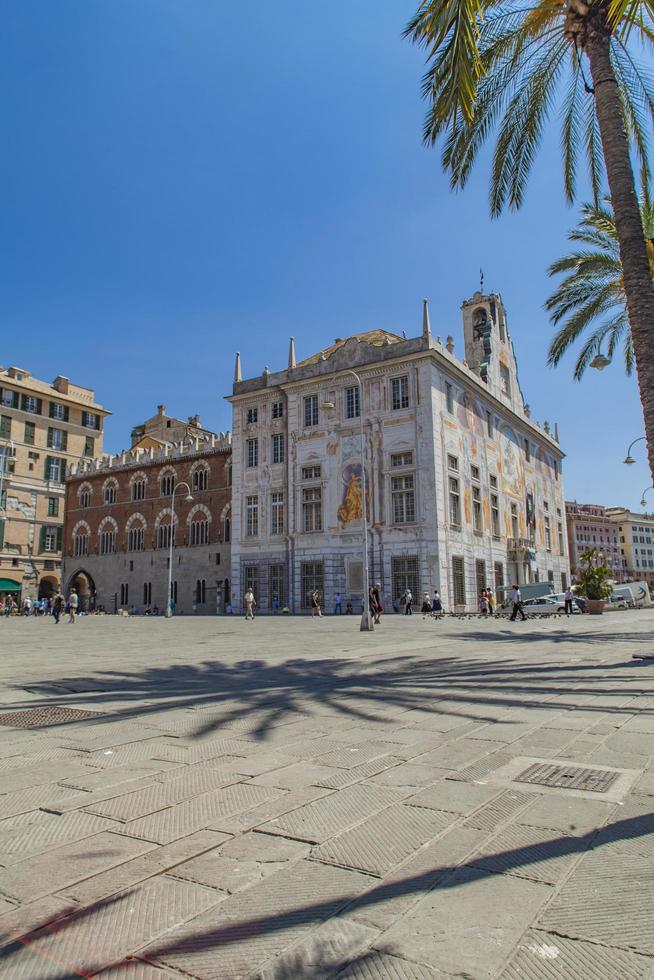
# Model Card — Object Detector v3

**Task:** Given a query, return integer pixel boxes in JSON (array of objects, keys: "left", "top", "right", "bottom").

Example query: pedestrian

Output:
[
  {"left": 52, "top": 591, "right": 63, "bottom": 625},
  {"left": 345, "top": 602, "right": 353, "bottom": 614},
  {"left": 421, "top": 591, "right": 432, "bottom": 617},
  {"left": 564, "top": 586, "right": 575, "bottom": 617},
  {"left": 479, "top": 591, "right": 489, "bottom": 616},
  {"left": 372, "top": 583, "right": 383, "bottom": 624},
  {"left": 509, "top": 584, "right": 526, "bottom": 622},
  {"left": 244, "top": 588, "right": 256, "bottom": 621},
  {"left": 22, "top": 597, "right": 32, "bottom": 616},
  {"left": 334, "top": 591, "right": 342, "bottom": 615},
  {"left": 67, "top": 588, "right": 79, "bottom": 624},
  {"left": 486, "top": 587, "right": 495, "bottom": 616},
  {"left": 310, "top": 589, "right": 322, "bottom": 618},
  {"left": 5, "top": 595, "right": 15, "bottom": 617},
  {"left": 271, "top": 594, "right": 280, "bottom": 615},
  {"left": 431, "top": 589, "right": 443, "bottom": 619},
  {"left": 403, "top": 588, "right": 413, "bottom": 615}
]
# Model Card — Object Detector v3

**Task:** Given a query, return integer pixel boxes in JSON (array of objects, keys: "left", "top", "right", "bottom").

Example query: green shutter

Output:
[
  {"left": 60, "top": 460, "right": 66, "bottom": 482},
  {"left": 36, "top": 398, "right": 42, "bottom": 415},
  {"left": 61, "top": 431, "right": 68, "bottom": 452},
  {"left": 44, "top": 455, "right": 51, "bottom": 479},
  {"left": 64, "top": 405, "right": 69, "bottom": 422},
  {"left": 39, "top": 527, "right": 46, "bottom": 552},
  {"left": 47, "top": 428, "right": 53, "bottom": 448},
  {"left": 0, "top": 519, "right": 4, "bottom": 549},
  {"left": 56, "top": 526, "right": 62, "bottom": 552}
]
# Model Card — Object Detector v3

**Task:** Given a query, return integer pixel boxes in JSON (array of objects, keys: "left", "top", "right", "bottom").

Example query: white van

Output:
[{"left": 622, "top": 581, "right": 653, "bottom": 607}]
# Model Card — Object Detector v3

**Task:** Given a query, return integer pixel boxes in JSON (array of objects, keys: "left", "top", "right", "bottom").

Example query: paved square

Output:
[{"left": 1, "top": 611, "right": 654, "bottom": 978}]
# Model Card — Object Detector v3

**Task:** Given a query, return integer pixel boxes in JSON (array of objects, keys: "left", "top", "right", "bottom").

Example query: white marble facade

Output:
[{"left": 228, "top": 292, "right": 570, "bottom": 613}]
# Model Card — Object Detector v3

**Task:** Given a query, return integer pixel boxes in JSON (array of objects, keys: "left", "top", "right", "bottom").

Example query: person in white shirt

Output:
[
  {"left": 510, "top": 584, "right": 526, "bottom": 622},
  {"left": 564, "top": 587, "right": 575, "bottom": 617}
]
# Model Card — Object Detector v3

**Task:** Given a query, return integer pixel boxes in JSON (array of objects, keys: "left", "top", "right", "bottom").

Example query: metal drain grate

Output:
[
  {"left": 515, "top": 762, "right": 619, "bottom": 794},
  {"left": 0, "top": 706, "right": 104, "bottom": 728}
]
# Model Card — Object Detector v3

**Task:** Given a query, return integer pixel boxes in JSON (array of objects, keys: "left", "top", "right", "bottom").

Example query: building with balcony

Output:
[
  {"left": 605, "top": 507, "right": 654, "bottom": 590},
  {"left": 228, "top": 290, "right": 570, "bottom": 613},
  {"left": 565, "top": 501, "right": 623, "bottom": 582},
  {"left": 0, "top": 366, "right": 109, "bottom": 602}
]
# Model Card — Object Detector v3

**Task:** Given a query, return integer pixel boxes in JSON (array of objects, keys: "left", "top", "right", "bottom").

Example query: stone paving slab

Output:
[
  {"left": 313, "top": 757, "right": 404, "bottom": 790},
  {"left": 404, "top": 779, "right": 500, "bottom": 815},
  {"left": 336, "top": 950, "right": 444, "bottom": 979},
  {"left": 498, "top": 929, "right": 654, "bottom": 980},
  {"left": 471, "top": 823, "right": 582, "bottom": 885},
  {"left": 86, "top": 765, "right": 244, "bottom": 821},
  {"left": 0, "top": 895, "right": 77, "bottom": 947},
  {"left": 259, "top": 917, "right": 379, "bottom": 980},
  {"left": 95, "top": 962, "right": 183, "bottom": 980},
  {"left": 210, "top": 785, "right": 331, "bottom": 835},
  {"left": 260, "top": 784, "right": 402, "bottom": 844},
  {"left": 2, "top": 875, "right": 221, "bottom": 978},
  {"left": 142, "top": 859, "right": 373, "bottom": 979},
  {"left": 170, "top": 831, "right": 310, "bottom": 894},
  {"left": 57, "top": 764, "right": 166, "bottom": 792},
  {"left": 0, "top": 810, "right": 117, "bottom": 864}
]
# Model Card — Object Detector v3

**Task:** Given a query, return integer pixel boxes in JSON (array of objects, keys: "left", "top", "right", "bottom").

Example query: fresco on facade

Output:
[
  {"left": 456, "top": 390, "right": 485, "bottom": 436},
  {"left": 337, "top": 463, "right": 370, "bottom": 527},
  {"left": 500, "top": 424, "right": 523, "bottom": 498}
]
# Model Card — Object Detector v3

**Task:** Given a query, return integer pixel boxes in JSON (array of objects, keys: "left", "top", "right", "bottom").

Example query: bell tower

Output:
[{"left": 462, "top": 290, "right": 524, "bottom": 415}]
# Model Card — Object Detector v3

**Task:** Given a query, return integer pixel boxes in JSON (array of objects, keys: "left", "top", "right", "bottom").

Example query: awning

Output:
[{"left": 0, "top": 579, "right": 21, "bottom": 592}]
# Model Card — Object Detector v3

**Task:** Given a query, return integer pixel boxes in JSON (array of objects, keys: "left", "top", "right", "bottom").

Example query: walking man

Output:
[
  {"left": 67, "top": 588, "right": 79, "bottom": 624},
  {"left": 52, "top": 591, "right": 64, "bottom": 625},
  {"left": 509, "top": 584, "right": 526, "bottom": 622},
  {"left": 564, "top": 586, "right": 575, "bottom": 617},
  {"left": 334, "top": 591, "right": 342, "bottom": 615},
  {"left": 310, "top": 590, "right": 322, "bottom": 618},
  {"left": 403, "top": 588, "right": 413, "bottom": 615},
  {"left": 244, "top": 588, "right": 256, "bottom": 621}
]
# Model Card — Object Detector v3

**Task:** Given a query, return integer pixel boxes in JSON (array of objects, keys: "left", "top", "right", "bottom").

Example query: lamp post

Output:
[
  {"left": 624, "top": 436, "right": 646, "bottom": 466},
  {"left": 324, "top": 369, "right": 374, "bottom": 632},
  {"left": 166, "top": 481, "right": 193, "bottom": 618},
  {"left": 640, "top": 486, "right": 653, "bottom": 509}
]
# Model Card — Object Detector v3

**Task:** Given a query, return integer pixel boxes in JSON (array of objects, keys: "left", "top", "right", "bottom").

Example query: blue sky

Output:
[{"left": 1, "top": 1, "right": 648, "bottom": 508}]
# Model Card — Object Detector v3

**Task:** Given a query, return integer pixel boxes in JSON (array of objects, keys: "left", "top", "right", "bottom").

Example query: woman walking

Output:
[
  {"left": 310, "top": 590, "right": 322, "bottom": 618},
  {"left": 431, "top": 589, "right": 443, "bottom": 619}
]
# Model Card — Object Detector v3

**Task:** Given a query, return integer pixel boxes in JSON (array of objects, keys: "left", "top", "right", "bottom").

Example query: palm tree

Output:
[
  {"left": 405, "top": 0, "right": 654, "bottom": 478},
  {"left": 546, "top": 198, "right": 654, "bottom": 378}
]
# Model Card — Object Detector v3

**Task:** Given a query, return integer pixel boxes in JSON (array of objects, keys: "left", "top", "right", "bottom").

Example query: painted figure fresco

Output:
[
  {"left": 500, "top": 425, "right": 523, "bottom": 498},
  {"left": 337, "top": 463, "right": 369, "bottom": 527}
]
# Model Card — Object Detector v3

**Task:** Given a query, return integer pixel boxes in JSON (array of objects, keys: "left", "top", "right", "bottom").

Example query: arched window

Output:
[
  {"left": 130, "top": 471, "right": 147, "bottom": 502},
  {"left": 160, "top": 467, "right": 176, "bottom": 497},
  {"left": 126, "top": 513, "right": 146, "bottom": 552},
  {"left": 191, "top": 519, "right": 209, "bottom": 546},
  {"left": 155, "top": 509, "right": 177, "bottom": 549},
  {"left": 103, "top": 479, "right": 118, "bottom": 505},
  {"left": 72, "top": 521, "right": 90, "bottom": 557},
  {"left": 191, "top": 462, "right": 209, "bottom": 492},
  {"left": 224, "top": 516, "right": 231, "bottom": 542},
  {"left": 78, "top": 483, "right": 92, "bottom": 509},
  {"left": 98, "top": 517, "right": 117, "bottom": 555}
]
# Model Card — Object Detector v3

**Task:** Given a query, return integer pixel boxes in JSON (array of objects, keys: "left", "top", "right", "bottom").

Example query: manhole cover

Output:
[
  {"left": 0, "top": 706, "right": 104, "bottom": 728},
  {"left": 515, "top": 762, "right": 619, "bottom": 794}
]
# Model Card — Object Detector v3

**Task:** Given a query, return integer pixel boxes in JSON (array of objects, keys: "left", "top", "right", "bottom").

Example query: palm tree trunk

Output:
[{"left": 586, "top": 24, "right": 654, "bottom": 480}]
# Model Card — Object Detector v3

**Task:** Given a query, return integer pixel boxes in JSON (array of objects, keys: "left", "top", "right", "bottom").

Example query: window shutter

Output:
[
  {"left": 62, "top": 431, "right": 68, "bottom": 452},
  {"left": 49, "top": 402, "right": 55, "bottom": 419},
  {"left": 0, "top": 519, "right": 4, "bottom": 548},
  {"left": 39, "top": 527, "right": 46, "bottom": 552},
  {"left": 60, "top": 460, "right": 66, "bottom": 482},
  {"left": 47, "top": 428, "right": 53, "bottom": 448},
  {"left": 56, "top": 526, "right": 62, "bottom": 552},
  {"left": 64, "top": 405, "right": 69, "bottom": 422},
  {"left": 21, "top": 394, "right": 28, "bottom": 411},
  {"left": 36, "top": 398, "right": 42, "bottom": 415},
  {"left": 44, "top": 455, "right": 51, "bottom": 480}
]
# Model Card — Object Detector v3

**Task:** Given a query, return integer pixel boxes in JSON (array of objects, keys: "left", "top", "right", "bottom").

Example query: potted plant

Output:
[{"left": 574, "top": 548, "right": 613, "bottom": 614}]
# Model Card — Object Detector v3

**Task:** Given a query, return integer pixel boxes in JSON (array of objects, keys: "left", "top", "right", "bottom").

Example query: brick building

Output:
[
  {"left": 0, "top": 366, "right": 109, "bottom": 603},
  {"left": 62, "top": 433, "right": 232, "bottom": 613}
]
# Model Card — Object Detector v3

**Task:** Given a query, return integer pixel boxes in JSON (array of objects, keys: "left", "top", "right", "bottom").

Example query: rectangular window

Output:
[
  {"left": 21, "top": 395, "right": 42, "bottom": 415},
  {"left": 301, "top": 561, "right": 324, "bottom": 609},
  {"left": 391, "top": 555, "right": 419, "bottom": 603},
  {"left": 447, "top": 454, "right": 458, "bottom": 472},
  {"left": 391, "top": 474, "right": 416, "bottom": 524},
  {"left": 246, "top": 495, "right": 259, "bottom": 537},
  {"left": 271, "top": 490, "right": 284, "bottom": 535},
  {"left": 490, "top": 493, "right": 500, "bottom": 537},
  {"left": 47, "top": 427, "right": 67, "bottom": 452},
  {"left": 269, "top": 564, "right": 286, "bottom": 607},
  {"left": 486, "top": 411, "right": 493, "bottom": 438},
  {"left": 345, "top": 386, "right": 360, "bottom": 419},
  {"left": 45, "top": 456, "right": 65, "bottom": 483},
  {"left": 471, "top": 464, "right": 480, "bottom": 482},
  {"left": 391, "top": 451, "right": 413, "bottom": 468},
  {"left": 494, "top": 561, "right": 504, "bottom": 593},
  {"left": 301, "top": 464, "right": 321, "bottom": 481},
  {"left": 271, "top": 433, "right": 285, "bottom": 465},
  {"left": 24, "top": 421, "right": 35, "bottom": 445},
  {"left": 100, "top": 530, "right": 116, "bottom": 555},
  {"left": 302, "top": 486, "right": 322, "bottom": 532},
  {"left": 271, "top": 401, "right": 284, "bottom": 419},
  {"left": 84, "top": 436, "right": 94, "bottom": 457},
  {"left": 246, "top": 438, "right": 258, "bottom": 468},
  {"left": 558, "top": 521, "right": 564, "bottom": 555},
  {"left": 510, "top": 502, "right": 519, "bottom": 538},
  {"left": 449, "top": 476, "right": 461, "bottom": 526},
  {"left": 524, "top": 439, "right": 531, "bottom": 462},
  {"left": 47, "top": 497, "right": 59, "bottom": 517},
  {"left": 128, "top": 527, "right": 144, "bottom": 552},
  {"left": 43, "top": 526, "right": 58, "bottom": 553},
  {"left": 545, "top": 516, "right": 552, "bottom": 551},
  {"left": 472, "top": 486, "right": 482, "bottom": 532},
  {"left": 82, "top": 411, "right": 100, "bottom": 430},
  {"left": 452, "top": 556, "right": 466, "bottom": 607},
  {"left": 304, "top": 394, "right": 319, "bottom": 428},
  {"left": 391, "top": 376, "right": 409, "bottom": 411},
  {"left": 0, "top": 388, "right": 18, "bottom": 409},
  {"left": 246, "top": 407, "right": 258, "bottom": 424},
  {"left": 475, "top": 559, "right": 487, "bottom": 597},
  {"left": 49, "top": 402, "right": 68, "bottom": 421},
  {"left": 489, "top": 474, "right": 498, "bottom": 489},
  {"left": 0, "top": 416, "right": 10, "bottom": 439},
  {"left": 445, "top": 383, "right": 454, "bottom": 414},
  {"left": 500, "top": 363, "right": 511, "bottom": 397},
  {"left": 244, "top": 565, "right": 258, "bottom": 599}
]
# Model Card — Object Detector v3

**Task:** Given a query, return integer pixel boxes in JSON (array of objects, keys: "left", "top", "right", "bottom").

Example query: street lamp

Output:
[
  {"left": 624, "top": 436, "right": 646, "bottom": 466},
  {"left": 166, "top": 481, "right": 193, "bottom": 618},
  {"left": 590, "top": 351, "right": 611, "bottom": 370},
  {"left": 640, "top": 486, "right": 653, "bottom": 509},
  {"left": 323, "top": 370, "right": 374, "bottom": 632}
]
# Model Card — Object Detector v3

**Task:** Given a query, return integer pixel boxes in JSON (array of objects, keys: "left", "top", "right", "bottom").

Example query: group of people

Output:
[{"left": 1, "top": 589, "right": 78, "bottom": 624}]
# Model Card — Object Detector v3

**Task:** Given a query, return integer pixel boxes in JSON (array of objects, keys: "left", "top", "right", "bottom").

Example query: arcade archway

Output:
[{"left": 66, "top": 569, "right": 96, "bottom": 612}]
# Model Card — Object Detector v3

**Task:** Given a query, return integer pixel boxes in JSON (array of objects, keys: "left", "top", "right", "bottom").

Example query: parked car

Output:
[{"left": 519, "top": 594, "right": 582, "bottom": 615}]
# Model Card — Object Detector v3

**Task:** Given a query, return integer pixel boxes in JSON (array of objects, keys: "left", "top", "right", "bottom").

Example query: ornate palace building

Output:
[
  {"left": 62, "top": 424, "right": 232, "bottom": 613},
  {"left": 228, "top": 290, "right": 570, "bottom": 613},
  {"left": 0, "top": 366, "right": 109, "bottom": 603}
]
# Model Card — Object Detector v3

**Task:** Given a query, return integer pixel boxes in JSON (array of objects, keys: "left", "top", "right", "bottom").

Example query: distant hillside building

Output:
[
  {"left": 228, "top": 290, "right": 570, "bottom": 613},
  {"left": 0, "top": 366, "right": 109, "bottom": 602},
  {"left": 63, "top": 431, "right": 231, "bottom": 614}
]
